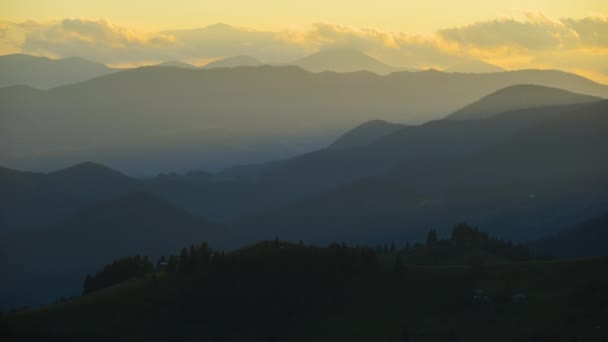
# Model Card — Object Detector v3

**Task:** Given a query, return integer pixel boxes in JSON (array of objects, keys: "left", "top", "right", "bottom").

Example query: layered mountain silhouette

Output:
[
  {"left": 0, "top": 191, "right": 232, "bottom": 309},
  {"left": 444, "top": 60, "right": 506, "bottom": 73},
  {"left": 445, "top": 84, "right": 600, "bottom": 120},
  {"left": 0, "top": 54, "right": 116, "bottom": 89},
  {"left": 2, "top": 65, "right": 608, "bottom": 174},
  {"left": 292, "top": 48, "right": 406, "bottom": 74},
  {"left": 2, "top": 85, "right": 598, "bottom": 232},
  {"left": 2, "top": 90, "right": 607, "bottom": 312},
  {"left": 235, "top": 100, "right": 608, "bottom": 244},
  {"left": 1, "top": 86, "right": 603, "bottom": 233},
  {"left": 236, "top": 85, "right": 599, "bottom": 191},
  {"left": 144, "top": 89, "right": 605, "bottom": 230}
]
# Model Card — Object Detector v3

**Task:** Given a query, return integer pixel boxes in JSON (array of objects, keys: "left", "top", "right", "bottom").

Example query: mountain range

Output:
[
  {"left": 1, "top": 59, "right": 608, "bottom": 312},
  {"left": 2, "top": 94, "right": 607, "bottom": 310},
  {"left": 236, "top": 100, "right": 608, "bottom": 244},
  {"left": 2, "top": 63, "right": 607, "bottom": 174},
  {"left": 291, "top": 48, "right": 409, "bottom": 74}
]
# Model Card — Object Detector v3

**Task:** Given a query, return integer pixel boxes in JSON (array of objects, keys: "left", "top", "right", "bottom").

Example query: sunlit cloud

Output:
[
  {"left": 0, "top": 14, "right": 607, "bottom": 83},
  {"left": 437, "top": 13, "right": 608, "bottom": 50}
]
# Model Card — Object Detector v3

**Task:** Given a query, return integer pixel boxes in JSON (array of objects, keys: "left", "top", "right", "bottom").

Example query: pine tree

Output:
[
  {"left": 426, "top": 228, "right": 438, "bottom": 247},
  {"left": 179, "top": 247, "right": 189, "bottom": 274},
  {"left": 83, "top": 274, "right": 93, "bottom": 294}
]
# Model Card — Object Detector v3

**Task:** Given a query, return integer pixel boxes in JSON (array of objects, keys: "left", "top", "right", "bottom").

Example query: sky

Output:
[{"left": 1, "top": 0, "right": 607, "bottom": 82}]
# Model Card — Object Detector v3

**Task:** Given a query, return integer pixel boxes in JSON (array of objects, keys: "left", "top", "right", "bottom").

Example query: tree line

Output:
[{"left": 82, "top": 223, "right": 529, "bottom": 294}]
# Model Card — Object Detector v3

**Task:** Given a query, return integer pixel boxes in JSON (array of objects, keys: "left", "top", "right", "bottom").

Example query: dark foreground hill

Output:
[
  {"left": 1, "top": 241, "right": 607, "bottom": 342},
  {"left": 0, "top": 192, "right": 234, "bottom": 310}
]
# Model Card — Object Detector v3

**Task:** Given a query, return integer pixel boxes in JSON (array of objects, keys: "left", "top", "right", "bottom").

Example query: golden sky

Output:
[
  {"left": 1, "top": 0, "right": 607, "bottom": 82},
  {"left": 2, "top": 0, "right": 607, "bottom": 31}
]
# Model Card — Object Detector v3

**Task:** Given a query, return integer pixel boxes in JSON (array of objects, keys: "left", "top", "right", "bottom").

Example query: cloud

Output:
[
  {"left": 163, "top": 23, "right": 305, "bottom": 61},
  {"left": 560, "top": 16, "right": 608, "bottom": 47},
  {"left": 0, "top": 15, "right": 606, "bottom": 82},
  {"left": 18, "top": 19, "right": 176, "bottom": 63},
  {"left": 282, "top": 23, "right": 464, "bottom": 68},
  {"left": 288, "top": 22, "right": 399, "bottom": 50},
  {"left": 438, "top": 13, "right": 608, "bottom": 50},
  {"left": 433, "top": 14, "right": 608, "bottom": 82},
  {"left": 0, "top": 19, "right": 177, "bottom": 63}
]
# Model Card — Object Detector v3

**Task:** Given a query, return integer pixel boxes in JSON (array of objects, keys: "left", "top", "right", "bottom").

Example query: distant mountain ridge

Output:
[
  {"left": 0, "top": 54, "right": 116, "bottom": 89},
  {"left": 445, "top": 84, "right": 601, "bottom": 120},
  {"left": 292, "top": 48, "right": 408, "bottom": 74},
  {"left": 203, "top": 55, "right": 262, "bottom": 69}
]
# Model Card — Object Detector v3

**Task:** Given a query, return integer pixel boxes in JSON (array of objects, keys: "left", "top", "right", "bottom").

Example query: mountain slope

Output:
[
  {"left": 0, "top": 54, "right": 116, "bottom": 89},
  {"left": 143, "top": 102, "right": 597, "bottom": 225},
  {"left": 445, "top": 84, "right": 601, "bottom": 120},
  {"left": 293, "top": 48, "right": 402, "bottom": 74},
  {"left": 0, "top": 162, "right": 141, "bottom": 231},
  {"left": 328, "top": 120, "right": 409, "bottom": 149},
  {"left": 250, "top": 101, "right": 589, "bottom": 195},
  {"left": 390, "top": 99, "right": 608, "bottom": 239},
  {"left": 0, "top": 192, "right": 233, "bottom": 310},
  {"left": 529, "top": 213, "right": 608, "bottom": 259},
  {"left": 203, "top": 55, "right": 262, "bottom": 68}
]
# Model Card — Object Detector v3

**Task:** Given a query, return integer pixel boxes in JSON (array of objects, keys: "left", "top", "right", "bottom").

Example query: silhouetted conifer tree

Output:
[{"left": 427, "top": 228, "right": 438, "bottom": 247}]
